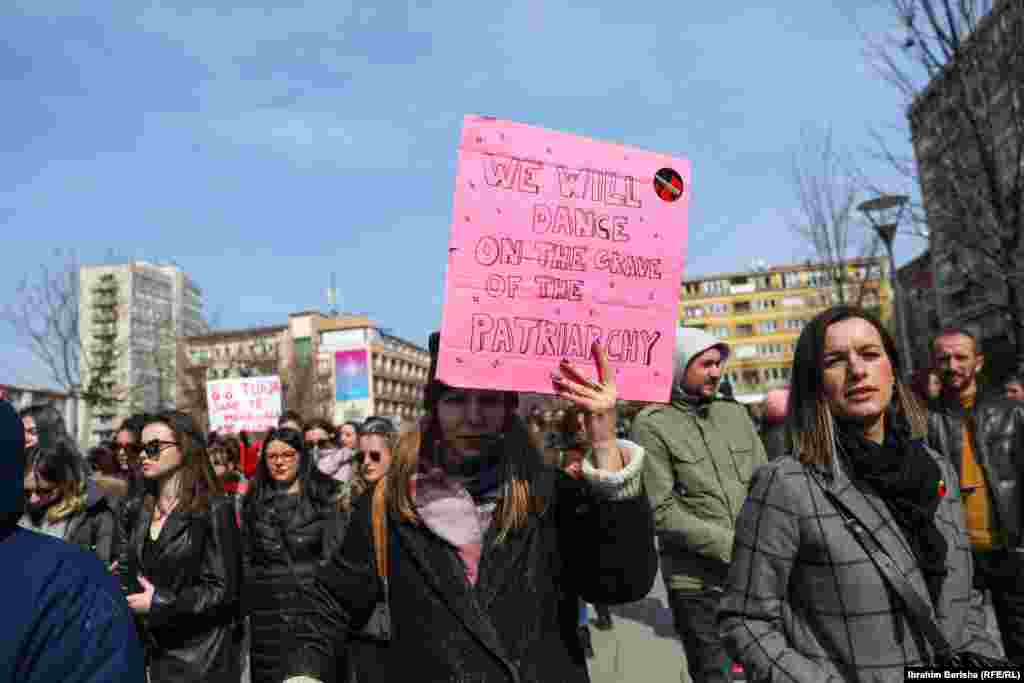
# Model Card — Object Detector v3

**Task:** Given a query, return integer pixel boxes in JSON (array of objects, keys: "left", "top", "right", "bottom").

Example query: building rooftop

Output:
[
  {"left": 682, "top": 256, "right": 883, "bottom": 284},
  {"left": 184, "top": 325, "right": 287, "bottom": 343}
]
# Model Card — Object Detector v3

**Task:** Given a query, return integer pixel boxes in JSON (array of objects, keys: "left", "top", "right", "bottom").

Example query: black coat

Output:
[
  {"left": 117, "top": 494, "right": 243, "bottom": 683},
  {"left": 65, "top": 482, "right": 118, "bottom": 565},
  {"left": 286, "top": 470, "right": 657, "bottom": 683},
  {"left": 242, "top": 491, "right": 344, "bottom": 683},
  {"left": 928, "top": 395, "right": 1024, "bottom": 547}
]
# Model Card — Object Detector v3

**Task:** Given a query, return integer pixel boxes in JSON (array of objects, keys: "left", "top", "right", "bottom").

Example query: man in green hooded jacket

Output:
[{"left": 631, "top": 326, "right": 767, "bottom": 683}]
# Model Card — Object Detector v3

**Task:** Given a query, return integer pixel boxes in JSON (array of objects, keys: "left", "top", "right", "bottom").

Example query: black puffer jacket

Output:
[
  {"left": 117, "top": 494, "right": 243, "bottom": 683},
  {"left": 928, "top": 395, "right": 1024, "bottom": 548},
  {"left": 242, "top": 491, "right": 344, "bottom": 683}
]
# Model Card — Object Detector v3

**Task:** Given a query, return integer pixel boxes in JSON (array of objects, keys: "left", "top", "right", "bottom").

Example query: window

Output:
[
  {"left": 735, "top": 324, "right": 754, "bottom": 337},
  {"left": 294, "top": 337, "right": 312, "bottom": 364},
  {"left": 758, "top": 320, "right": 778, "bottom": 334},
  {"left": 713, "top": 326, "right": 729, "bottom": 338},
  {"left": 733, "top": 301, "right": 751, "bottom": 314},
  {"left": 783, "top": 272, "right": 802, "bottom": 288},
  {"left": 785, "top": 319, "right": 806, "bottom": 330}
]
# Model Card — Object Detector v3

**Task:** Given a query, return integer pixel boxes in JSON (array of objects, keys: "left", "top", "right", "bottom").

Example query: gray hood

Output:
[{"left": 671, "top": 326, "right": 731, "bottom": 402}]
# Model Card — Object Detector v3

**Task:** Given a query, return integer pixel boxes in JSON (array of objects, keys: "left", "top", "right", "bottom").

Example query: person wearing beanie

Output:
[
  {"left": 0, "top": 400, "right": 146, "bottom": 682},
  {"left": 631, "top": 326, "right": 767, "bottom": 683},
  {"left": 282, "top": 332, "right": 657, "bottom": 683},
  {"left": 760, "top": 388, "right": 790, "bottom": 462}
]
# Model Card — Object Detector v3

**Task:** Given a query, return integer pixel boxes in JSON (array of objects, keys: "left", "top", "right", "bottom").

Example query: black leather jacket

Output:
[
  {"left": 117, "top": 494, "right": 242, "bottom": 682},
  {"left": 928, "top": 395, "right": 1024, "bottom": 548}
]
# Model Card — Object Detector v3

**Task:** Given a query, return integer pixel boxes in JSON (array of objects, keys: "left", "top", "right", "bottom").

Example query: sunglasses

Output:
[
  {"left": 305, "top": 439, "right": 334, "bottom": 450},
  {"left": 356, "top": 450, "right": 384, "bottom": 464},
  {"left": 139, "top": 440, "right": 180, "bottom": 460}
]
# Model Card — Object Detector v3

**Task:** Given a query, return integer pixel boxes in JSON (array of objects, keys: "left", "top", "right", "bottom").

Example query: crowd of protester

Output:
[{"left": 4, "top": 304, "right": 1024, "bottom": 682}]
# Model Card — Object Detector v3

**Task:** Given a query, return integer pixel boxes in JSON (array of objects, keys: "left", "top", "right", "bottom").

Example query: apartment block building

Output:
[
  {"left": 909, "top": 0, "right": 1024, "bottom": 357},
  {"left": 180, "top": 311, "right": 430, "bottom": 430},
  {"left": 679, "top": 258, "right": 891, "bottom": 403},
  {"left": 78, "top": 261, "right": 205, "bottom": 446}
]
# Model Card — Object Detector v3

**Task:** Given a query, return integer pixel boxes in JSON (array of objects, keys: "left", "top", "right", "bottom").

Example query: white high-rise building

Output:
[{"left": 78, "top": 261, "right": 206, "bottom": 446}]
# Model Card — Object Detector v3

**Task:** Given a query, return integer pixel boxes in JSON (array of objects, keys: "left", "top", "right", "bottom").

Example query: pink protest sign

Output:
[
  {"left": 206, "top": 376, "right": 282, "bottom": 434},
  {"left": 438, "top": 115, "right": 690, "bottom": 402}
]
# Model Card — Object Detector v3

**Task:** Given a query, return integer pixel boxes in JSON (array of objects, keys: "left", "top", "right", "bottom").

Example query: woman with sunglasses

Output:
[
  {"left": 283, "top": 333, "right": 657, "bottom": 683},
  {"left": 332, "top": 416, "right": 400, "bottom": 683},
  {"left": 20, "top": 438, "right": 118, "bottom": 565},
  {"left": 241, "top": 428, "right": 344, "bottom": 683},
  {"left": 307, "top": 418, "right": 357, "bottom": 483},
  {"left": 115, "top": 410, "right": 243, "bottom": 682}
]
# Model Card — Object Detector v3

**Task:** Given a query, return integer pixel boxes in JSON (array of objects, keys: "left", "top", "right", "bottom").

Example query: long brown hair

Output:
[
  {"left": 141, "top": 411, "right": 222, "bottom": 515},
  {"left": 383, "top": 413, "right": 551, "bottom": 544},
  {"left": 787, "top": 305, "right": 928, "bottom": 468}
]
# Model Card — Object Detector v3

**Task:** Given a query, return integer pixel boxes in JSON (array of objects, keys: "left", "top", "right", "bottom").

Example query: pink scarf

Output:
[{"left": 409, "top": 467, "right": 493, "bottom": 585}]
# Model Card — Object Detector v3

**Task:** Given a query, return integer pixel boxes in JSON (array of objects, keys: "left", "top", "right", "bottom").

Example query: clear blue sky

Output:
[{"left": 1, "top": 1, "right": 927, "bottom": 389}]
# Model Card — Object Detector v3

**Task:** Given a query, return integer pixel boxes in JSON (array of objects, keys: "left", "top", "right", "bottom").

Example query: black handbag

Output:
[{"left": 816, "top": 477, "right": 1018, "bottom": 670}]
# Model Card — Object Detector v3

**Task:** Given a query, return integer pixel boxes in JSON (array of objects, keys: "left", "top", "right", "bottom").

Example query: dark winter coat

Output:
[
  {"left": 285, "top": 469, "right": 658, "bottom": 683},
  {"left": 928, "top": 395, "right": 1024, "bottom": 548},
  {"left": 65, "top": 482, "right": 119, "bottom": 565},
  {"left": 242, "top": 491, "right": 344, "bottom": 683},
  {"left": 117, "top": 494, "right": 243, "bottom": 683},
  {"left": 1, "top": 399, "right": 146, "bottom": 683},
  {"left": 19, "top": 480, "right": 119, "bottom": 565}
]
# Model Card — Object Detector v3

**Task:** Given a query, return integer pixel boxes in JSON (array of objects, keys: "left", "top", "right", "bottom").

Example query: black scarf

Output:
[{"left": 839, "top": 424, "right": 949, "bottom": 606}]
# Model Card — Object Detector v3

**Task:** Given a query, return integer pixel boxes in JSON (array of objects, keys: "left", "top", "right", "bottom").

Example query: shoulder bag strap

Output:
[{"left": 813, "top": 475, "right": 954, "bottom": 662}]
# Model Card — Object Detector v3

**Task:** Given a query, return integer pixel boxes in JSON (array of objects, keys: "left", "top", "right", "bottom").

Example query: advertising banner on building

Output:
[
  {"left": 206, "top": 376, "right": 282, "bottom": 434},
  {"left": 335, "top": 349, "right": 370, "bottom": 401}
]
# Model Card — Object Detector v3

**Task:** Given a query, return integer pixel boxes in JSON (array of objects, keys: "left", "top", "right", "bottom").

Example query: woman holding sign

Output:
[
  {"left": 115, "top": 410, "right": 243, "bottom": 682},
  {"left": 282, "top": 332, "right": 656, "bottom": 683}
]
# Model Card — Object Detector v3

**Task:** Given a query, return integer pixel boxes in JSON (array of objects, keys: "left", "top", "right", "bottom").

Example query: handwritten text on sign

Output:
[
  {"left": 206, "top": 376, "right": 282, "bottom": 434},
  {"left": 438, "top": 116, "right": 690, "bottom": 402}
]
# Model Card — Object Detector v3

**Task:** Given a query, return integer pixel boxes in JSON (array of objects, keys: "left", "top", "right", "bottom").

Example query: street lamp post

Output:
[{"left": 857, "top": 194, "right": 914, "bottom": 376}]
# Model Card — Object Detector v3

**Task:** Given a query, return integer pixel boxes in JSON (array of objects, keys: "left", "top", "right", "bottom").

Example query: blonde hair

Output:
[{"left": 46, "top": 480, "right": 87, "bottom": 523}]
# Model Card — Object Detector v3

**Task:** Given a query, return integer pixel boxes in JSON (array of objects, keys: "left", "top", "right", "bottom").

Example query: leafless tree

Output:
[
  {"left": 865, "top": 0, "right": 1024, "bottom": 369},
  {"left": 789, "top": 124, "right": 883, "bottom": 306},
  {"left": 176, "top": 344, "right": 333, "bottom": 432},
  {"left": 2, "top": 251, "right": 123, "bottom": 408}
]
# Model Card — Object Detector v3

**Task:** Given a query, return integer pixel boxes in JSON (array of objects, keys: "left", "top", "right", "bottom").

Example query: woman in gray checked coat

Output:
[{"left": 718, "top": 305, "right": 1000, "bottom": 682}]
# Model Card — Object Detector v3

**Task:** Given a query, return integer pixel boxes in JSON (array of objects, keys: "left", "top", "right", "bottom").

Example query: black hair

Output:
[
  {"left": 931, "top": 327, "right": 981, "bottom": 355},
  {"left": 279, "top": 410, "right": 303, "bottom": 427},
  {"left": 115, "top": 414, "right": 147, "bottom": 442},
  {"left": 19, "top": 403, "right": 71, "bottom": 451},
  {"left": 244, "top": 428, "right": 338, "bottom": 511},
  {"left": 301, "top": 418, "right": 336, "bottom": 436}
]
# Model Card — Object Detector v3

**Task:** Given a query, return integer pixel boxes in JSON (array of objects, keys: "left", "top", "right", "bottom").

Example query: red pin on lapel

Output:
[{"left": 938, "top": 479, "right": 947, "bottom": 498}]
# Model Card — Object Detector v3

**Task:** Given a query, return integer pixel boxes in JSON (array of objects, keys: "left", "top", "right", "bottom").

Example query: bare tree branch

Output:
[{"left": 866, "top": 0, "right": 1024, "bottom": 371}]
